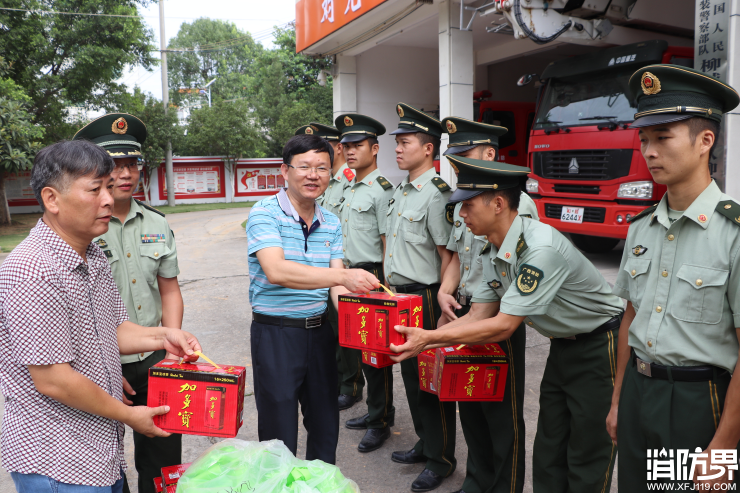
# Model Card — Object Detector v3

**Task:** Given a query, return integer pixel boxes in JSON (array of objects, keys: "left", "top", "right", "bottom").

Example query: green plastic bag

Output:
[{"left": 177, "top": 439, "right": 360, "bottom": 493}]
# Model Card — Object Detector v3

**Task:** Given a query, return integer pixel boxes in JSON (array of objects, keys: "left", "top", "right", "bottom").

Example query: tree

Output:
[
  {"left": 250, "top": 24, "right": 334, "bottom": 156},
  {"left": 185, "top": 100, "right": 265, "bottom": 201},
  {"left": 272, "top": 100, "right": 325, "bottom": 153},
  {"left": 112, "top": 89, "right": 183, "bottom": 204},
  {"left": 0, "top": 57, "right": 44, "bottom": 224},
  {"left": 167, "top": 18, "right": 262, "bottom": 107},
  {"left": 0, "top": 0, "right": 155, "bottom": 142}
]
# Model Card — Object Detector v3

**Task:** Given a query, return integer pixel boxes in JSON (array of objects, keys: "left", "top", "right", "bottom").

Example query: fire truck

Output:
[{"left": 522, "top": 40, "right": 693, "bottom": 252}]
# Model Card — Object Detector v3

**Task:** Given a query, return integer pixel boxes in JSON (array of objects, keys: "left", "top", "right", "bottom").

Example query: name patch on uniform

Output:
[
  {"left": 103, "top": 249, "right": 113, "bottom": 258},
  {"left": 516, "top": 264, "right": 543, "bottom": 296},
  {"left": 632, "top": 245, "right": 648, "bottom": 256},
  {"left": 488, "top": 279, "right": 502, "bottom": 289},
  {"left": 141, "top": 234, "right": 165, "bottom": 243}
]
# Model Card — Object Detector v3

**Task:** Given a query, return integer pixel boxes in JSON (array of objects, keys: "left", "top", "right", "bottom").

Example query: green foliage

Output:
[
  {"left": 246, "top": 24, "right": 334, "bottom": 156},
  {"left": 112, "top": 88, "right": 183, "bottom": 168},
  {"left": 272, "top": 101, "right": 326, "bottom": 154},
  {"left": 185, "top": 100, "right": 265, "bottom": 162},
  {"left": 167, "top": 18, "right": 263, "bottom": 107},
  {"left": 0, "top": 0, "right": 155, "bottom": 142},
  {"left": 0, "top": 98, "right": 44, "bottom": 174}
]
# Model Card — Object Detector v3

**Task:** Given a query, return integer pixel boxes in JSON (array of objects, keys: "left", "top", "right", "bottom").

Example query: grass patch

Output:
[
  {"left": 0, "top": 213, "right": 42, "bottom": 253},
  {"left": 154, "top": 201, "right": 255, "bottom": 215},
  {"left": 241, "top": 219, "right": 247, "bottom": 229}
]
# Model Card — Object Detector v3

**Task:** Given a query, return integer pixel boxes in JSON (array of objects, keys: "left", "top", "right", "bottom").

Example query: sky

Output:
[{"left": 118, "top": 0, "right": 297, "bottom": 99}]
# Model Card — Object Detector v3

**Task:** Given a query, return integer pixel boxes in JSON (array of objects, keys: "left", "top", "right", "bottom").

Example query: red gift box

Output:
[
  {"left": 420, "top": 344, "right": 509, "bottom": 401},
  {"left": 361, "top": 350, "right": 396, "bottom": 368},
  {"left": 166, "top": 486, "right": 177, "bottom": 493},
  {"left": 153, "top": 477, "right": 163, "bottom": 493},
  {"left": 161, "top": 462, "right": 192, "bottom": 487},
  {"left": 147, "top": 359, "right": 246, "bottom": 437},
  {"left": 338, "top": 293, "right": 423, "bottom": 354},
  {"left": 418, "top": 349, "right": 437, "bottom": 393}
]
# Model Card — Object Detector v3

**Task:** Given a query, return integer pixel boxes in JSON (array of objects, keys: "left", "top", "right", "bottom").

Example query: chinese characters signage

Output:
[
  {"left": 235, "top": 164, "right": 284, "bottom": 197},
  {"left": 158, "top": 164, "right": 226, "bottom": 200},
  {"left": 296, "top": 0, "right": 389, "bottom": 52},
  {"left": 695, "top": 0, "right": 727, "bottom": 81},
  {"left": 695, "top": 0, "right": 729, "bottom": 190}
]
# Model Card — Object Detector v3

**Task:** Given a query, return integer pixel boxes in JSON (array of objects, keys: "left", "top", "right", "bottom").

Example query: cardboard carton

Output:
[
  {"left": 361, "top": 350, "right": 396, "bottom": 368},
  {"left": 148, "top": 360, "right": 246, "bottom": 437},
  {"left": 161, "top": 462, "right": 192, "bottom": 487},
  {"left": 420, "top": 344, "right": 508, "bottom": 401},
  {"left": 338, "top": 293, "right": 422, "bottom": 354}
]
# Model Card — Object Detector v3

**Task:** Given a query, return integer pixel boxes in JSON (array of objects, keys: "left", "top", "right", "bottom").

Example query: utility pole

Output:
[{"left": 160, "top": 0, "right": 175, "bottom": 207}]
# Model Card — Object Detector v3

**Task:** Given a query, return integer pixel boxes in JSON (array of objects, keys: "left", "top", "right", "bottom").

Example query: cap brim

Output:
[
  {"left": 390, "top": 128, "right": 418, "bottom": 135},
  {"left": 443, "top": 144, "right": 478, "bottom": 156},
  {"left": 449, "top": 188, "right": 484, "bottom": 203},
  {"left": 340, "top": 134, "right": 370, "bottom": 144},
  {"left": 630, "top": 113, "right": 693, "bottom": 128}
]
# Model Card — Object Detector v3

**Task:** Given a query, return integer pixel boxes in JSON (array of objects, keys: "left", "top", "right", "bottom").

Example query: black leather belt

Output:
[
  {"left": 457, "top": 293, "right": 473, "bottom": 306},
  {"left": 252, "top": 310, "right": 328, "bottom": 329},
  {"left": 632, "top": 350, "right": 727, "bottom": 382},
  {"left": 350, "top": 262, "right": 382, "bottom": 272},
  {"left": 552, "top": 313, "right": 622, "bottom": 340},
  {"left": 392, "top": 283, "right": 440, "bottom": 294}
]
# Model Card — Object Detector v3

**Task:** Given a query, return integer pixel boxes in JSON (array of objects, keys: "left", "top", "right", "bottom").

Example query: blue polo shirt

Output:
[{"left": 247, "top": 188, "right": 343, "bottom": 318}]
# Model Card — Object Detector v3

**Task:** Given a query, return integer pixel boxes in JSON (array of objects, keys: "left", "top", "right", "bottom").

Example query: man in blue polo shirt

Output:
[{"left": 246, "top": 134, "right": 380, "bottom": 464}]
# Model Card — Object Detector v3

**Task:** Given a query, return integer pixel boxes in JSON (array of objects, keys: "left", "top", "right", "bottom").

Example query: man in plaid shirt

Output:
[{"left": 0, "top": 140, "right": 202, "bottom": 493}]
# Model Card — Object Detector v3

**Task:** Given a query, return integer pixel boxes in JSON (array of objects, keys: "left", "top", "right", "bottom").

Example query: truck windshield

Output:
[{"left": 534, "top": 68, "right": 635, "bottom": 129}]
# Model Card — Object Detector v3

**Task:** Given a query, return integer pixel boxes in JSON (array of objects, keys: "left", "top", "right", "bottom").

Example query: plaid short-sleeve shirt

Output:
[{"left": 0, "top": 219, "right": 129, "bottom": 486}]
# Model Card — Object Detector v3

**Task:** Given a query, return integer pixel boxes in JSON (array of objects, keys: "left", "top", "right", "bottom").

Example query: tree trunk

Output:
[
  {"left": 0, "top": 173, "right": 12, "bottom": 226},
  {"left": 143, "top": 169, "right": 152, "bottom": 205}
]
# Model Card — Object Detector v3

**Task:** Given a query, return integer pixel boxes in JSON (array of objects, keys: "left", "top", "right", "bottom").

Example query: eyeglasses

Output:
[
  {"left": 285, "top": 163, "right": 331, "bottom": 176},
  {"left": 111, "top": 162, "right": 143, "bottom": 175}
]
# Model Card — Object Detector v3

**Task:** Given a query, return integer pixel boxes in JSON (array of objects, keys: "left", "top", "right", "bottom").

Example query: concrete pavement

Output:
[{"left": 0, "top": 207, "right": 623, "bottom": 493}]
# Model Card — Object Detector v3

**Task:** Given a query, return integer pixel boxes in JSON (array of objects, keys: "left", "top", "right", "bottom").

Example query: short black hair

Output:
[
  {"left": 31, "top": 140, "right": 115, "bottom": 211},
  {"left": 479, "top": 184, "right": 522, "bottom": 211},
  {"left": 415, "top": 132, "right": 441, "bottom": 159},
  {"left": 283, "top": 134, "right": 334, "bottom": 165},
  {"left": 685, "top": 117, "right": 720, "bottom": 157}
]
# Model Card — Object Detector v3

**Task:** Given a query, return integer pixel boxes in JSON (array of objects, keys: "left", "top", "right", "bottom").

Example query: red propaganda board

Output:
[
  {"left": 235, "top": 159, "right": 284, "bottom": 197},
  {"left": 295, "top": 0, "right": 389, "bottom": 52},
  {"left": 4, "top": 171, "right": 37, "bottom": 207},
  {"left": 158, "top": 163, "right": 226, "bottom": 200}
]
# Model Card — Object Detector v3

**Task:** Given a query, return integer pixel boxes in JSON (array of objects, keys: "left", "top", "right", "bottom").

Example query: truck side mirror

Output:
[{"left": 517, "top": 74, "right": 537, "bottom": 87}]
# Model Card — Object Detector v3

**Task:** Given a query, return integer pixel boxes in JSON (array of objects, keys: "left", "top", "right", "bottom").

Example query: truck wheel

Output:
[{"left": 569, "top": 234, "right": 620, "bottom": 254}]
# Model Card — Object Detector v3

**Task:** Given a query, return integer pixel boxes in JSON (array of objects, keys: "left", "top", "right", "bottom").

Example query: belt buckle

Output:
[
  {"left": 305, "top": 315, "right": 322, "bottom": 329},
  {"left": 636, "top": 357, "right": 652, "bottom": 377}
]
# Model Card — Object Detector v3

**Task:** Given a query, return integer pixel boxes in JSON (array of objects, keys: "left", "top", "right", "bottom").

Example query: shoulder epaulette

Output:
[
  {"left": 716, "top": 200, "right": 740, "bottom": 226},
  {"left": 431, "top": 176, "right": 451, "bottom": 192},
  {"left": 627, "top": 204, "right": 658, "bottom": 223},
  {"left": 377, "top": 176, "right": 393, "bottom": 190},
  {"left": 445, "top": 203, "right": 455, "bottom": 225},
  {"left": 135, "top": 199, "right": 165, "bottom": 217},
  {"left": 480, "top": 242, "right": 491, "bottom": 255}
]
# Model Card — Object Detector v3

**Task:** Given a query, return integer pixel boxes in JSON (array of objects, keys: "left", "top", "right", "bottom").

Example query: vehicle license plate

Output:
[{"left": 560, "top": 206, "right": 584, "bottom": 224}]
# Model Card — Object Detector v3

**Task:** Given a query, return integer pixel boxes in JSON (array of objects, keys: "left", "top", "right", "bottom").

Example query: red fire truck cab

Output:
[{"left": 525, "top": 40, "right": 693, "bottom": 252}]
